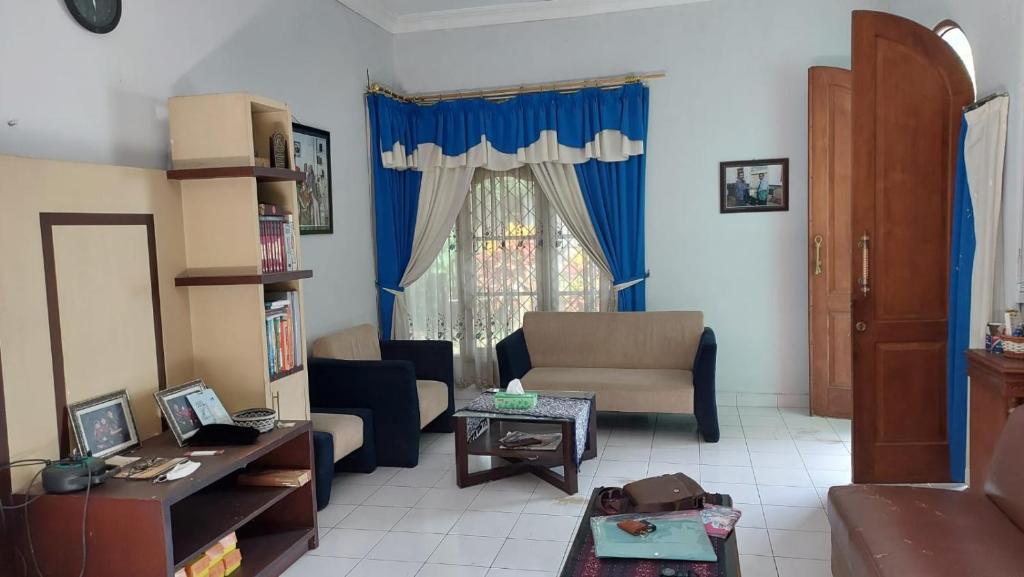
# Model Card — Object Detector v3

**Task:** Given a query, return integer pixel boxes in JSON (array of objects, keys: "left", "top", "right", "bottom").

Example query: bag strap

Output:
[{"left": 630, "top": 492, "right": 708, "bottom": 513}]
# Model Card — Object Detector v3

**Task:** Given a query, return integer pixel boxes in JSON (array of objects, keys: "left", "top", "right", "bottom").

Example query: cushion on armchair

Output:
[
  {"left": 417, "top": 380, "right": 448, "bottom": 427},
  {"left": 311, "top": 412, "right": 364, "bottom": 463},
  {"left": 312, "top": 324, "right": 381, "bottom": 360}
]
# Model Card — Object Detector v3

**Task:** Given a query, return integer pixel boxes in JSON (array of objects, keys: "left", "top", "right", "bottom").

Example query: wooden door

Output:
[
  {"left": 851, "top": 10, "right": 974, "bottom": 483},
  {"left": 808, "top": 67, "right": 853, "bottom": 419}
]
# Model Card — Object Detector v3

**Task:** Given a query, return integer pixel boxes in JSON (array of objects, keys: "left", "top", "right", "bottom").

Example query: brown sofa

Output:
[
  {"left": 829, "top": 408, "right": 1024, "bottom": 577},
  {"left": 495, "top": 312, "right": 719, "bottom": 441}
]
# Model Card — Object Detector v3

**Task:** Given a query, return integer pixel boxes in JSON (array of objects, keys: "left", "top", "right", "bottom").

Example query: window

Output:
[
  {"left": 404, "top": 167, "right": 605, "bottom": 387},
  {"left": 936, "top": 20, "right": 977, "bottom": 94}
]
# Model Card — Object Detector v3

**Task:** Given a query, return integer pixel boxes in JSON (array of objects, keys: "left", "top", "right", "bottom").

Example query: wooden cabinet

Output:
[
  {"left": 966, "top": 349, "right": 1024, "bottom": 487},
  {"left": 22, "top": 424, "right": 317, "bottom": 577},
  {"left": 167, "top": 93, "right": 311, "bottom": 421}
]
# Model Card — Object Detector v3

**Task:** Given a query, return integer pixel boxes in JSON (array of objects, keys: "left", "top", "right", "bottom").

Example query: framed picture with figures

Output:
[
  {"left": 720, "top": 158, "right": 789, "bottom": 213},
  {"left": 293, "top": 123, "right": 334, "bottom": 234}
]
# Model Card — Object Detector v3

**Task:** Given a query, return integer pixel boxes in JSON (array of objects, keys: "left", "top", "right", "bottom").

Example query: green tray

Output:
[{"left": 494, "top": 391, "right": 538, "bottom": 410}]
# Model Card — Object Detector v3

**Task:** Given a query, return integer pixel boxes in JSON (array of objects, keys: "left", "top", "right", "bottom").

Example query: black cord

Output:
[{"left": 20, "top": 467, "right": 45, "bottom": 577}]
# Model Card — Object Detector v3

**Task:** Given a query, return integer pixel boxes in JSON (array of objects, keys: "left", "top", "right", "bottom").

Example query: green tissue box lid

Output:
[{"left": 494, "top": 391, "right": 538, "bottom": 410}]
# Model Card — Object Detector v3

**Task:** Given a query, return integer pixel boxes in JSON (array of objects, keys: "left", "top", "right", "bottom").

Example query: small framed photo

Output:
[
  {"left": 68, "top": 390, "right": 141, "bottom": 459},
  {"left": 293, "top": 123, "right": 333, "bottom": 235},
  {"left": 155, "top": 379, "right": 207, "bottom": 446},
  {"left": 720, "top": 158, "right": 789, "bottom": 213}
]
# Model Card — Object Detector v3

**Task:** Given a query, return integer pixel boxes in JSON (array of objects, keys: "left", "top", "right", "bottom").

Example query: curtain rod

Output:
[
  {"left": 964, "top": 91, "right": 1009, "bottom": 113},
  {"left": 367, "top": 72, "right": 666, "bottom": 105}
]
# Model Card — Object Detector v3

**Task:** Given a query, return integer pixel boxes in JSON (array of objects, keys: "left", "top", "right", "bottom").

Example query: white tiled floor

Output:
[{"left": 285, "top": 404, "right": 855, "bottom": 577}]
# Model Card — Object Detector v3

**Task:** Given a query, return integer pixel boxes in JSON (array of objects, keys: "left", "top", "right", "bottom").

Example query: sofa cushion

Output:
[
  {"left": 829, "top": 485, "right": 1024, "bottom": 577},
  {"left": 416, "top": 379, "right": 448, "bottom": 428},
  {"left": 522, "top": 367, "right": 694, "bottom": 413},
  {"left": 522, "top": 312, "right": 704, "bottom": 370},
  {"left": 312, "top": 324, "right": 381, "bottom": 361},
  {"left": 311, "top": 412, "right": 364, "bottom": 463}
]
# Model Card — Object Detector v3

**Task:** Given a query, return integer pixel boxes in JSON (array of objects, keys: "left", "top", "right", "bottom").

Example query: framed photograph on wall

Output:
[
  {"left": 68, "top": 390, "right": 141, "bottom": 459},
  {"left": 720, "top": 158, "right": 789, "bottom": 213},
  {"left": 293, "top": 123, "right": 333, "bottom": 235},
  {"left": 154, "top": 379, "right": 206, "bottom": 446}
]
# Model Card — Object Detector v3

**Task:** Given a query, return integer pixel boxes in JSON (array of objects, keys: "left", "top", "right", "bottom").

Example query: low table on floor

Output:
[
  {"left": 453, "top": 390, "right": 597, "bottom": 494},
  {"left": 560, "top": 488, "right": 741, "bottom": 577}
]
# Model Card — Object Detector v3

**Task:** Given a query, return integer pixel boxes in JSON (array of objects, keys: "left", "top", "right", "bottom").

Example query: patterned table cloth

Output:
[{"left": 463, "top": 392, "right": 593, "bottom": 464}]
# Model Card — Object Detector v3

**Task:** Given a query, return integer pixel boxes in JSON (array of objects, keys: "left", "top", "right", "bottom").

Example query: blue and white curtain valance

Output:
[{"left": 373, "top": 83, "right": 649, "bottom": 171}]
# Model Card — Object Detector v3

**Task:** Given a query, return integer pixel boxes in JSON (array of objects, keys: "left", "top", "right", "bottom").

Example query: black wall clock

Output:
[{"left": 64, "top": 0, "right": 121, "bottom": 34}]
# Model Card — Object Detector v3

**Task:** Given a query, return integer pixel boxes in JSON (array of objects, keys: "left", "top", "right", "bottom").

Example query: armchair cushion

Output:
[
  {"left": 417, "top": 380, "right": 449, "bottom": 428},
  {"left": 522, "top": 368, "right": 693, "bottom": 413},
  {"left": 312, "top": 324, "right": 381, "bottom": 360},
  {"left": 311, "top": 412, "right": 364, "bottom": 463}
]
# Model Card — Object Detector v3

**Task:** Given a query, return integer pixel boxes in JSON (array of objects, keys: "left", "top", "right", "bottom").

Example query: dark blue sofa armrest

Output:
[
  {"left": 380, "top": 340, "right": 455, "bottom": 433},
  {"left": 380, "top": 340, "right": 454, "bottom": 385},
  {"left": 693, "top": 327, "right": 720, "bottom": 442},
  {"left": 496, "top": 328, "right": 532, "bottom": 388},
  {"left": 308, "top": 357, "right": 421, "bottom": 467}
]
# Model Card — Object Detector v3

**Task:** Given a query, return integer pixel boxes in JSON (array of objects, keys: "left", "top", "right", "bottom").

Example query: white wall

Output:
[
  {"left": 886, "top": 0, "right": 1024, "bottom": 317},
  {"left": 0, "top": 0, "right": 392, "bottom": 342},
  {"left": 394, "top": 0, "right": 884, "bottom": 395}
]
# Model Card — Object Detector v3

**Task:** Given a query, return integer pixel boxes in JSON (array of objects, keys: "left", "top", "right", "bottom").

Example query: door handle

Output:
[
  {"left": 855, "top": 321, "right": 867, "bottom": 332},
  {"left": 813, "top": 235, "right": 823, "bottom": 276},
  {"left": 858, "top": 232, "right": 871, "bottom": 296}
]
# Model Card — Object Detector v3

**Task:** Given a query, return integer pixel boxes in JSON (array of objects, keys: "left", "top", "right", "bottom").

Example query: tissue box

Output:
[{"left": 495, "top": 391, "right": 538, "bottom": 410}]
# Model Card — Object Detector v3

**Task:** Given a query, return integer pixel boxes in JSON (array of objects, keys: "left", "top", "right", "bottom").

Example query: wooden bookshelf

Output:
[
  {"left": 168, "top": 93, "right": 311, "bottom": 421},
  {"left": 175, "top": 268, "right": 313, "bottom": 287},
  {"left": 167, "top": 166, "right": 306, "bottom": 183}
]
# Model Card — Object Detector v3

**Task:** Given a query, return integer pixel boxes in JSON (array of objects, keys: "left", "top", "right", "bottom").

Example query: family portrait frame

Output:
[
  {"left": 154, "top": 379, "right": 207, "bottom": 447},
  {"left": 67, "top": 389, "right": 141, "bottom": 459},
  {"left": 293, "top": 122, "right": 334, "bottom": 235},
  {"left": 719, "top": 158, "right": 790, "bottom": 214}
]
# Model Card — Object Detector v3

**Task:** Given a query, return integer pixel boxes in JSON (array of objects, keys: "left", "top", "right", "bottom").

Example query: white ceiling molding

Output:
[
  {"left": 336, "top": 0, "right": 400, "bottom": 32},
  {"left": 336, "top": 0, "right": 713, "bottom": 34}
]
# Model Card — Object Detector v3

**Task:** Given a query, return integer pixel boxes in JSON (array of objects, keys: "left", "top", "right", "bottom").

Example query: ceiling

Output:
[{"left": 337, "top": 0, "right": 712, "bottom": 34}]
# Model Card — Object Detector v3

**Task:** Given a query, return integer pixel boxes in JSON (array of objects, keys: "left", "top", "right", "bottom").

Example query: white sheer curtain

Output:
[
  {"left": 403, "top": 167, "right": 607, "bottom": 388},
  {"left": 391, "top": 166, "right": 475, "bottom": 340}
]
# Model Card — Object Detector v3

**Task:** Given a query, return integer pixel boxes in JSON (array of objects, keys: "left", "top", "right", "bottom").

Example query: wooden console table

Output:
[
  {"left": 20, "top": 422, "right": 316, "bottom": 577},
  {"left": 966, "top": 350, "right": 1024, "bottom": 487}
]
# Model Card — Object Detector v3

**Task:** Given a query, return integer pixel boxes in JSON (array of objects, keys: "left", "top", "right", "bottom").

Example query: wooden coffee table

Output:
[
  {"left": 560, "top": 488, "right": 741, "bottom": 577},
  {"left": 453, "top": 390, "right": 597, "bottom": 494}
]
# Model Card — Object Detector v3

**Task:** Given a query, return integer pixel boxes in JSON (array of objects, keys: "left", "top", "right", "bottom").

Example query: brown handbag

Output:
[{"left": 622, "top": 473, "right": 707, "bottom": 513}]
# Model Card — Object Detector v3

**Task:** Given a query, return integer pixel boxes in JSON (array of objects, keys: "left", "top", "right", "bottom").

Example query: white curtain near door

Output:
[
  {"left": 965, "top": 96, "right": 1009, "bottom": 346},
  {"left": 390, "top": 166, "right": 475, "bottom": 340},
  {"left": 530, "top": 162, "right": 616, "bottom": 310}
]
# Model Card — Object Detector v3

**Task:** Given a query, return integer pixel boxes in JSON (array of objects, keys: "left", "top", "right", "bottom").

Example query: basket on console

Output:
[{"left": 232, "top": 408, "right": 277, "bottom": 433}]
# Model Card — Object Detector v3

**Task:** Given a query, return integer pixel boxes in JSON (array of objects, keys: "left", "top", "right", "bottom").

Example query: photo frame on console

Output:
[
  {"left": 68, "top": 389, "right": 141, "bottom": 459},
  {"left": 154, "top": 379, "right": 207, "bottom": 447}
]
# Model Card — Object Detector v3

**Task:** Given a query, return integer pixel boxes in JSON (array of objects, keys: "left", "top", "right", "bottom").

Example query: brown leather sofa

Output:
[{"left": 829, "top": 408, "right": 1024, "bottom": 577}]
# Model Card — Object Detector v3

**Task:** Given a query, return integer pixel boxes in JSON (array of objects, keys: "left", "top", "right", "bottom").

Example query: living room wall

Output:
[
  {"left": 0, "top": 0, "right": 391, "bottom": 342},
  {"left": 393, "top": 0, "right": 885, "bottom": 400}
]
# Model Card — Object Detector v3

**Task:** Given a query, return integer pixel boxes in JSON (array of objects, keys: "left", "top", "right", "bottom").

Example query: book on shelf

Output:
[
  {"left": 237, "top": 468, "right": 311, "bottom": 488},
  {"left": 258, "top": 203, "right": 298, "bottom": 274},
  {"left": 265, "top": 290, "right": 302, "bottom": 378}
]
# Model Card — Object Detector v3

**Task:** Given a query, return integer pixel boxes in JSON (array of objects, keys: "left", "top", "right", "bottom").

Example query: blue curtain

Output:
[
  {"left": 369, "top": 94, "right": 423, "bottom": 339},
  {"left": 947, "top": 117, "right": 973, "bottom": 483},
  {"left": 576, "top": 154, "right": 647, "bottom": 311}
]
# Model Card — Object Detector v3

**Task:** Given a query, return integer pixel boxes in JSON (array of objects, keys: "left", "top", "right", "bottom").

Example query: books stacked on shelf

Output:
[
  {"left": 258, "top": 203, "right": 298, "bottom": 273},
  {"left": 265, "top": 291, "right": 302, "bottom": 378}
]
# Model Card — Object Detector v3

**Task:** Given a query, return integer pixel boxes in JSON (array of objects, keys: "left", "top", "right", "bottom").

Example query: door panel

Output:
[
  {"left": 851, "top": 10, "right": 974, "bottom": 483},
  {"left": 809, "top": 66, "right": 853, "bottom": 418}
]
